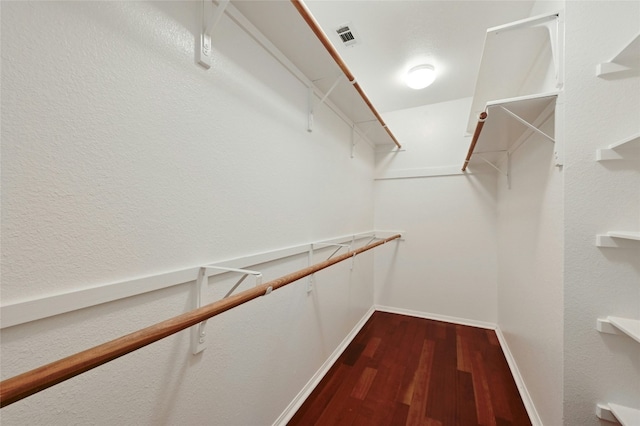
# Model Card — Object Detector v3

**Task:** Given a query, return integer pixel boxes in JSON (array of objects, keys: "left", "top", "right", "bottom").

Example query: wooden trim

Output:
[
  {"left": 462, "top": 111, "right": 488, "bottom": 171},
  {"left": 0, "top": 235, "right": 401, "bottom": 408},
  {"left": 290, "top": 0, "right": 402, "bottom": 149}
]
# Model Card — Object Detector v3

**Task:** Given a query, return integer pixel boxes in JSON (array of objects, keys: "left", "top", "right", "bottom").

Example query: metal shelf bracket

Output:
[
  {"left": 307, "top": 242, "right": 352, "bottom": 293},
  {"left": 197, "top": 0, "right": 230, "bottom": 69},
  {"left": 191, "top": 264, "right": 262, "bottom": 354},
  {"left": 308, "top": 75, "right": 345, "bottom": 132},
  {"left": 477, "top": 153, "right": 512, "bottom": 189}
]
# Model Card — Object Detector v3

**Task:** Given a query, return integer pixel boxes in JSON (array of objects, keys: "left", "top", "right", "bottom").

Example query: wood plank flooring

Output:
[{"left": 288, "top": 311, "right": 531, "bottom": 426}]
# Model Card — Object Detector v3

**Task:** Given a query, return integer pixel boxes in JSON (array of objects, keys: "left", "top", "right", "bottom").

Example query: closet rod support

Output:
[
  {"left": 307, "top": 242, "right": 352, "bottom": 292},
  {"left": 197, "top": 0, "right": 230, "bottom": 69},
  {"left": 191, "top": 265, "right": 262, "bottom": 354}
]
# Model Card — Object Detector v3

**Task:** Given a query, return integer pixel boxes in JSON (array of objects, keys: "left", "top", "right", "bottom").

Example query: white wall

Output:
[
  {"left": 374, "top": 98, "right": 498, "bottom": 325},
  {"left": 493, "top": 2, "right": 566, "bottom": 424},
  {"left": 496, "top": 114, "right": 564, "bottom": 425},
  {"left": 563, "top": 2, "right": 640, "bottom": 425},
  {"left": 0, "top": 2, "right": 379, "bottom": 424}
]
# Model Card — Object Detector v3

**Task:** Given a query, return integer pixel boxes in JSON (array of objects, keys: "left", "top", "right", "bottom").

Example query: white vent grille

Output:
[{"left": 336, "top": 23, "right": 359, "bottom": 47}]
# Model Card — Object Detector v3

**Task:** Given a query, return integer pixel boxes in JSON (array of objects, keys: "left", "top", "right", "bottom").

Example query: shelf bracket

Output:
[
  {"left": 514, "top": 13, "right": 563, "bottom": 88},
  {"left": 546, "top": 13, "right": 564, "bottom": 89},
  {"left": 476, "top": 153, "right": 511, "bottom": 189},
  {"left": 197, "top": 0, "right": 230, "bottom": 69},
  {"left": 308, "top": 75, "right": 344, "bottom": 132},
  {"left": 191, "top": 265, "right": 262, "bottom": 354},
  {"left": 307, "top": 242, "right": 352, "bottom": 292}
]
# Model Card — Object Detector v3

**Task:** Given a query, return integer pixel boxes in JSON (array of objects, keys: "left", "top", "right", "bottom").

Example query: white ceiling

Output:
[
  {"left": 234, "top": 0, "right": 535, "bottom": 114},
  {"left": 303, "top": 0, "right": 535, "bottom": 113}
]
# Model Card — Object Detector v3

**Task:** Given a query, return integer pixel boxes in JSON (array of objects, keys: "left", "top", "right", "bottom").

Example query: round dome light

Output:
[{"left": 406, "top": 64, "right": 436, "bottom": 90}]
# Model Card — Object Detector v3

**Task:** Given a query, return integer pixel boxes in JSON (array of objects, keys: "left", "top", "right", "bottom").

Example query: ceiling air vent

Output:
[{"left": 335, "top": 23, "right": 359, "bottom": 47}]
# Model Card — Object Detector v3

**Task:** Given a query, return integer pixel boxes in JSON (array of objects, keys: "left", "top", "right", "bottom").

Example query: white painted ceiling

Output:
[{"left": 234, "top": 0, "right": 535, "bottom": 114}]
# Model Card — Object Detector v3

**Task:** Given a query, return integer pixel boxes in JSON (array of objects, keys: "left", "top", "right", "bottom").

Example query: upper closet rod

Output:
[
  {"left": 290, "top": 0, "right": 402, "bottom": 149},
  {"left": 462, "top": 112, "right": 488, "bottom": 171},
  {"left": 0, "top": 234, "right": 401, "bottom": 408}
]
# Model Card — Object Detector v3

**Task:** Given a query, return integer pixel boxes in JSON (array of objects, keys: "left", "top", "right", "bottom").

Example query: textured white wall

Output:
[
  {"left": 374, "top": 98, "right": 498, "bottom": 325},
  {"left": 563, "top": 1, "right": 640, "bottom": 425},
  {"left": 494, "top": 5, "right": 565, "bottom": 424},
  {"left": 496, "top": 115, "right": 564, "bottom": 425},
  {"left": 0, "top": 2, "right": 377, "bottom": 424}
]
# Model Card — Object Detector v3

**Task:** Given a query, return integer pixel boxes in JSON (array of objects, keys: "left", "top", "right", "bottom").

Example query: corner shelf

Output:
[
  {"left": 468, "top": 93, "right": 558, "bottom": 169},
  {"left": 463, "top": 11, "right": 564, "bottom": 172},
  {"left": 596, "top": 232, "right": 640, "bottom": 248},
  {"left": 597, "top": 32, "right": 640, "bottom": 77},
  {"left": 597, "top": 317, "right": 640, "bottom": 343},
  {"left": 467, "top": 11, "right": 563, "bottom": 133},
  {"left": 597, "top": 403, "right": 640, "bottom": 425},
  {"left": 596, "top": 133, "right": 640, "bottom": 161}
]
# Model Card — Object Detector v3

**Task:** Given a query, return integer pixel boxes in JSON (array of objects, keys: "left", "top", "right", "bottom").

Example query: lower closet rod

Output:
[{"left": 0, "top": 234, "right": 401, "bottom": 408}]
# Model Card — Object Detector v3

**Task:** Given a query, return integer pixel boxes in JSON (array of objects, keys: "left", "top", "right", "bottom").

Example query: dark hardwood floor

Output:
[{"left": 288, "top": 311, "right": 531, "bottom": 426}]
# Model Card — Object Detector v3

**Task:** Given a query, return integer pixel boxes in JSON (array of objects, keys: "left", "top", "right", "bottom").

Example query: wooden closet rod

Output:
[
  {"left": 0, "top": 234, "right": 401, "bottom": 408},
  {"left": 462, "top": 111, "right": 488, "bottom": 171},
  {"left": 290, "top": 0, "right": 402, "bottom": 149}
]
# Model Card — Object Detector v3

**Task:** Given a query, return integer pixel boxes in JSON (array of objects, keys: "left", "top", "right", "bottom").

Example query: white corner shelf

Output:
[
  {"left": 463, "top": 11, "right": 564, "bottom": 172},
  {"left": 596, "top": 133, "right": 640, "bottom": 161},
  {"left": 597, "top": 32, "right": 640, "bottom": 77},
  {"left": 467, "top": 11, "right": 563, "bottom": 134},
  {"left": 597, "top": 403, "right": 640, "bottom": 425},
  {"left": 472, "top": 92, "right": 558, "bottom": 166},
  {"left": 597, "top": 232, "right": 640, "bottom": 248},
  {"left": 597, "top": 317, "right": 640, "bottom": 343}
]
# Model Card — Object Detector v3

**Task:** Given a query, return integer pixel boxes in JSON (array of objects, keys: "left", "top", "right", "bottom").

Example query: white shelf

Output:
[
  {"left": 597, "top": 133, "right": 640, "bottom": 161},
  {"left": 609, "top": 232, "right": 640, "bottom": 241},
  {"left": 597, "top": 403, "right": 640, "bottom": 426},
  {"left": 231, "top": 1, "right": 398, "bottom": 147},
  {"left": 597, "top": 317, "right": 640, "bottom": 343},
  {"left": 467, "top": 11, "right": 562, "bottom": 133},
  {"left": 597, "top": 32, "right": 640, "bottom": 77},
  {"left": 597, "top": 232, "right": 640, "bottom": 248},
  {"left": 464, "top": 92, "right": 558, "bottom": 172}
]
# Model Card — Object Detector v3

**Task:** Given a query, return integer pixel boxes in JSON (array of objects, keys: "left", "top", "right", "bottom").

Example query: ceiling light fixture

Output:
[{"left": 406, "top": 64, "right": 436, "bottom": 90}]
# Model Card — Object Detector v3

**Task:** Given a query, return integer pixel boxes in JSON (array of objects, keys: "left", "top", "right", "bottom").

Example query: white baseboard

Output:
[
  {"left": 273, "top": 305, "right": 541, "bottom": 426},
  {"left": 272, "top": 306, "right": 376, "bottom": 426},
  {"left": 374, "top": 305, "right": 497, "bottom": 330},
  {"left": 376, "top": 305, "right": 542, "bottom": 426},
  {"left": 494, "top": 327, "right": 543, "bottom": 426}
]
